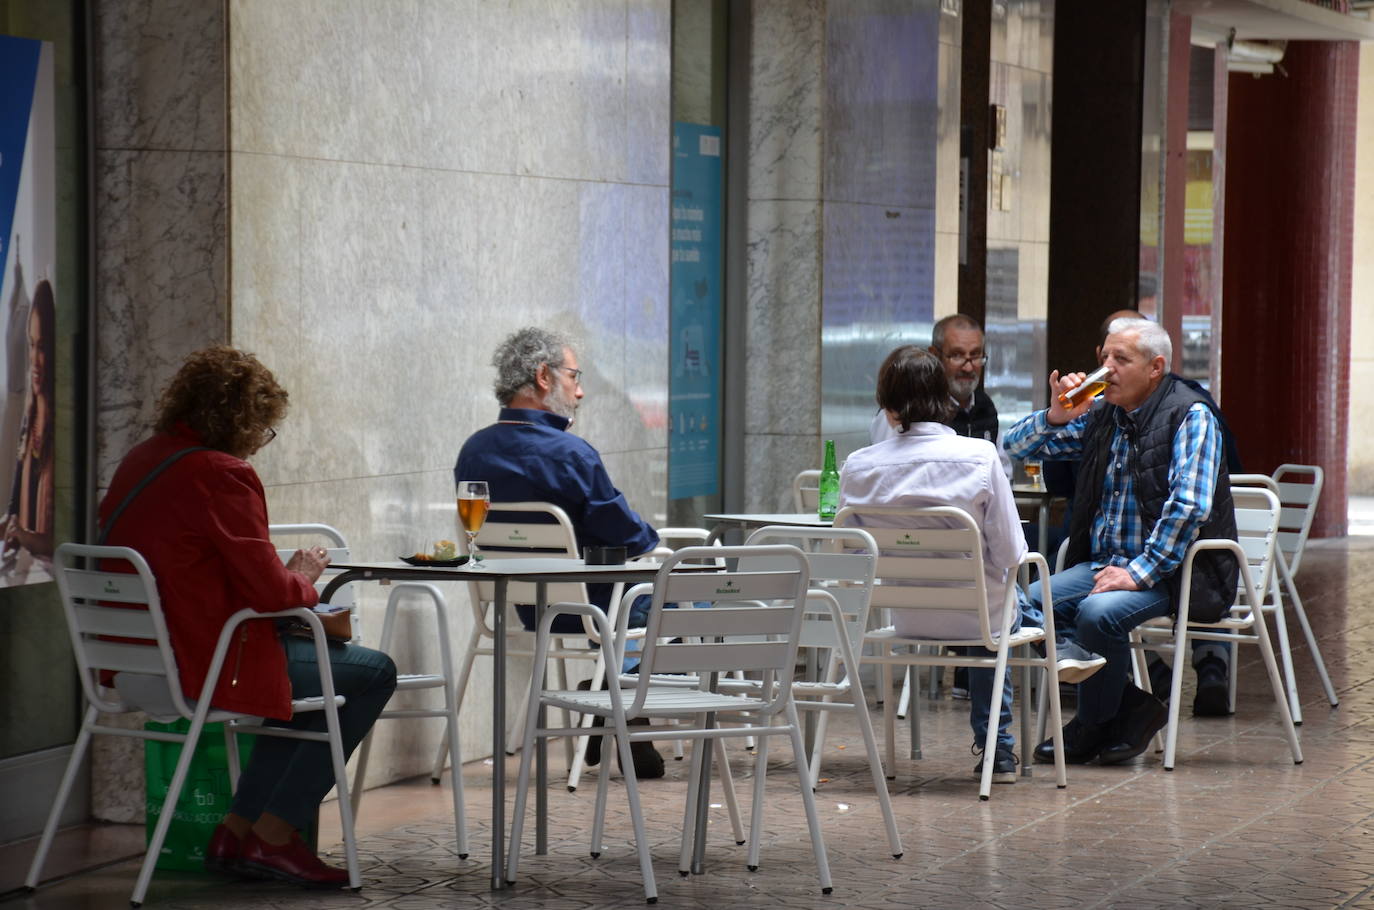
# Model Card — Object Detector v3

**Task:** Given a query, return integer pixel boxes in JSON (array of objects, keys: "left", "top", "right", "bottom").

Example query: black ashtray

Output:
[{"left": 583, "top": 545, "right": 627, "bottom": 565}]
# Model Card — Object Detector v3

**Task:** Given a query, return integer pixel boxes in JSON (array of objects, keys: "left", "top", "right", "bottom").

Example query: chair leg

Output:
[
  {"left": 615, "top": 718, "right": 658, "bottom": 903},
  {"left": 714, "top": 739, "right": 746, "bottom": 845},
  {"left": 882, "top": 659, "right": 897, "bottom": 777},
  {"left": 977, "top": 649, "right": 1010, "bottom": 801},
  {"left": 906, "top": 664, "right": 922, "bottom": 760},
  {"left": 26, "top": 708, "right": 96, "bottom": 890},
  {"left": 567, "top": 654, "right": 608, "bottom": 792},
  {"left": 590, "top": 731, "right": 614, "bottom": 858},
  {"left": 1162, "top": 630, "right": 1189, "bottom": 771},
  {"left": 442, "top": 702, "right": 469, "bottom": 859},
  {"left": 350, "top": 729, "right": 375, "bottom": 818},
  {"left": 553, "top": 658, "right": 576, "bottom": 770},
  {"left": 678, "top": 713, "right": 711, "bottom": 874},
  {"left": 134, "top": 711, "right": 214, "bottom": 906},
  {"left": 435, "top": 626, "right": 484, "bottom": 775},
  {"left": 785, "top": 703, "right": 833, "bottom": 894},
  {"left": 1041, "top": 641, "right": 1068, "bottom": 788},
  {"left": 849, "top": 687, "right": 903, "bottom": 857},
  {"left": 745, "top": 723, "right": 771, "bottom": 871},
  {"left": 505, "top": 683, "right": 546, "bottom": 884},
  {"left": 896, "top": 664, "right": 911, "bottom": 718},
  {"left": 1269, "top": 597, "right": 1303, "bottom": 725},
  {"left": 1282, "top": 562, "right": 1339, "bottom": 707},
  {"left": 1250, "top": 610, "right": 1305, "bottom": 765}
]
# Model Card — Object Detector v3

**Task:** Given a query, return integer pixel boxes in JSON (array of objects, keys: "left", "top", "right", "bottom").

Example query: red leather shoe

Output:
[
  {"left": 203, "top": 823, "right": 243, "bottom": 875},
  {"left": 240, "top": 831, "right": 350, "bottom": 888}
]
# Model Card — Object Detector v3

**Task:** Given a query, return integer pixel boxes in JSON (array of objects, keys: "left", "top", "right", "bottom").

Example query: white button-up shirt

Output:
[{"left": 839, "top": 421, "right": 1027, "bottom": 640}]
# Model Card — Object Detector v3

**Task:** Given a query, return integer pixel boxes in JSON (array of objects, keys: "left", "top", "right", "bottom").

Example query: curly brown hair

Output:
[{"left": 154, "top": 346, "right": 288, "bottom": 457}]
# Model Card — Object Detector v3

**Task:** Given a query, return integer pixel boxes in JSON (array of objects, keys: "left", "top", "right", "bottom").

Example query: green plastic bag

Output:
[{"left": 144, "top": 720, "right": 255, "bottom": 872}]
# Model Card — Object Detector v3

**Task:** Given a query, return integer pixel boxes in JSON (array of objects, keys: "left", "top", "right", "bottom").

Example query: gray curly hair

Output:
[{"left": 491, "top": 327, "right": 573, "bottom": 406}]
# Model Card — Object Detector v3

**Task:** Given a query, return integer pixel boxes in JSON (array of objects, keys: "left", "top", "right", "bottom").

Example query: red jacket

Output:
[{"left": 99, "top": 426, "right": 318, "bottom": 720}]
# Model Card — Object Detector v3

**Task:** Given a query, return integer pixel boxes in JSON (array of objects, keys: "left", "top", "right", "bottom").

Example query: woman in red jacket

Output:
[{"left": 100, "top": 346, "right": 396, "bottom": 888}]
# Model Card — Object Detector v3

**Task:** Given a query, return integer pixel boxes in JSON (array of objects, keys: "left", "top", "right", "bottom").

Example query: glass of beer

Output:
[
  {"left": 1023, "top": 459, "right": 1043, "bottom": 489},
  {"left": 456, "top": 480, "right": 490, "bottom": 564},
  {"left": 1057, "top": 365, "right": 1111, "bottom": 409}
]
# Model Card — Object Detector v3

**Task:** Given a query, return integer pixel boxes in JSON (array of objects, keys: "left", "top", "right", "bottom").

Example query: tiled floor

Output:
[{"left": 8, "top": 535, "right": 1374, "bottom": 908}]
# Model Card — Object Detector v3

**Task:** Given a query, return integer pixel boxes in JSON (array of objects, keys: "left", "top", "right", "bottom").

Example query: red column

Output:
[{"left": 1220, "top": 41, "right": 1357, "bottom": 537}]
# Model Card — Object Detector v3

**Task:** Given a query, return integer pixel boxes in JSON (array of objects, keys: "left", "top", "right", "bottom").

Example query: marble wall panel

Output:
[
  {"left": 615, "top": 184, "right": 670, "bottom": 455},
  {"left": 935, "top": 29, "right": 963, "bottom": 238},
  {"left": 749, "top": 0, "right": 824, "bottom": 202},
  {"left": 599, "top": 447, "right": 669, "bottom": 529},
  {"left": 823, "top": 0, "right": 939, "bottom": 209},
  {"left": 95, "top": 0, "right": 226, "bottom": 151},
  {"left": 746, "top": 200, "right": 821, "bottom": 436},
  {"left": 94, "top": 149, "right": 228, "bottom": 489},
  {"left": 626, "top": 1, "right": 672, "bottom": 186},
  {"left": 742, "top": 432, "right": 820, "bottom": 514}
]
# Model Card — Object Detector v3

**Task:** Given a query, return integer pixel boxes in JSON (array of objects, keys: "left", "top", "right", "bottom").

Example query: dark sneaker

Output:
[
  {"left": 1192, "top": 657, "right": 1231, "bottom": 717},
  {"left": 1054, "top": 641, "right": 1107, "bottom": 684},
  {"left": 625, "top": 733, "right": 666, "bottom": 780},
  {"left": 1034, "top": 716, "right": 1109, "bottom": 764},
  {"left": 1146, "top": 656, "right": 1173, "bottom": 699},
  {"left": 951, "top": 665, "right": 970, "bottom": 700},
  {"left": 972, "top": 744, "right": 1018, "bottom": 784},
  {"left": 1098, "top": 686, "right": 1169, "bottom": 765}
]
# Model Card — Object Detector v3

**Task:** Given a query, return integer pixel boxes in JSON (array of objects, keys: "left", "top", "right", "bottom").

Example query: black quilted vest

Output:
[{"left": 1064, "top": 375, "right": 1238, "bottom": 622}]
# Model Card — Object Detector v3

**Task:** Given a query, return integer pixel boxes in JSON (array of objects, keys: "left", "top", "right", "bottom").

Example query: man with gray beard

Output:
[
  {"left": 870, "top": 314, "right": 1012, "bottom": 480},
  {"left": 455, "top": 326, "right": 664, "bottom": 777}
]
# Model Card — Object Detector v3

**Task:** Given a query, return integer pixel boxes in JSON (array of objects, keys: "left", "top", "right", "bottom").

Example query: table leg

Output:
[
  {"left": 535, "top": 582, "right": 548, "bottom": 855},
  {"left": 491, "top": 578, "right": 507, "bottom": 890},
  {"left": 690, "top": 710, "right": 717, "bottom": 874}
]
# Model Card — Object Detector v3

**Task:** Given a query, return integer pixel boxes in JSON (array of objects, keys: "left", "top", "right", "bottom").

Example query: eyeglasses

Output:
[
  {"left": 557, "top": 366, "right": 583, "bottom": 384},
  {"left": 262, "top": 427, "right": 277, "bottom": 446},
  {"left": 942, "top": 351, "right": 988, "bottom": 366}
]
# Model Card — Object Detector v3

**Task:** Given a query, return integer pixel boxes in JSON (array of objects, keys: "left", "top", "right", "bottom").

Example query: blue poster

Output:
[
  {"left": 0, "top": 36, "right": 42, "bottom": 265},
  {"left": 669, "top": 122, "right": 723, "bottom": 500}
]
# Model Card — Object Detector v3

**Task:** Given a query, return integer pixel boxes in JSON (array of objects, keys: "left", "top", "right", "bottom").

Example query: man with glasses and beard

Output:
[
  {"left": 871, "top": 314, "right": 1011, "bottom": 480},
  {"left": 456, "top": 326, "right": 665, "bottom": 777}
]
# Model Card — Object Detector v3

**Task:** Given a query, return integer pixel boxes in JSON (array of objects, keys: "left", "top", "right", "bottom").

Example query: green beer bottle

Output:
[{"left": 817, "top": 439, "right": 839, "bottom": 520}]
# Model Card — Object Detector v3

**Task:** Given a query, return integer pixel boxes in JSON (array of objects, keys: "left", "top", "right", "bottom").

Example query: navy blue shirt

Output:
[{"left": 456, "top": 408, "right": 658, "bottom": 624}]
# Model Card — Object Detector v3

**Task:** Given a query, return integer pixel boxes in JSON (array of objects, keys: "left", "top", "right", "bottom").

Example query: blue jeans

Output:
[
  {"left": 230, "top": 636, "right": 397, "bottom": 830},
  {"left": 1028, "top": 563, "right": 1171, "bottom": 725}
]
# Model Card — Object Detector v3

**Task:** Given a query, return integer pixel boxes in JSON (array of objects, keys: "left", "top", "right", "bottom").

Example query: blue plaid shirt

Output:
[{"left": 1004, "top": 402, "right": 1222, "bottom": 589}]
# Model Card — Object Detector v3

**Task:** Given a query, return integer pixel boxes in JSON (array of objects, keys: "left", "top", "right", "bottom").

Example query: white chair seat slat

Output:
[
  {"left": 655, "top": 603, "right": 793, "bottom": 638},
  {"left": 872, "top": 555, "right": 977, "bottom": 582},
  {"left": 649, "top": 640, "right": 791, "bottom": 675},
  {"left": 868, "top": 585, "right": 983, "bottom": 610}
]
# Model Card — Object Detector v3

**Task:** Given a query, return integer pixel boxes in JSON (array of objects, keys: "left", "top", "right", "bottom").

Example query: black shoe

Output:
[
  {"left": 624, "top": 729, "right": 666, "bottom": 780},
  {"left": 1033, "top": 716, "right": 1109, "bottom": 764},
  {"left": 577, "top": 679, "right": 606, "bottom": 767},
  {"left": 1098, "top": 687, "right": 1168, "bottom": 765},
  {"left": 1146, "top": 657, "right": 1173, "bottom": 700},
  {"left": 972, "top": 744, "right": 1017, "bottom": 784},
  {"left": 1192, "top": 657, "right": 1231, "bottom": 717}
]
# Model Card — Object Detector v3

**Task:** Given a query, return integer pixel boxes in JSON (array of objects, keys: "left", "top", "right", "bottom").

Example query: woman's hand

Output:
[{"left": 285, "top": 546, "right": 331, "bottom": 584}]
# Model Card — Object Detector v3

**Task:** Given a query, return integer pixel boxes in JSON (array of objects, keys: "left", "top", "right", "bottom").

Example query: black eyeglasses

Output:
[
  {"left": 262, "top": 427, "right": 277, "bottom": 446},
  {"left": 942, "top": 351, "right": 988, "bottom": 366}
]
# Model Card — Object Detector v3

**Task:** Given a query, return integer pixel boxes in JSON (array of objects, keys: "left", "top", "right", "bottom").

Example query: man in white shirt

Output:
[{"left": 841, "top": 346, "right": 1103, "bottom": 782}]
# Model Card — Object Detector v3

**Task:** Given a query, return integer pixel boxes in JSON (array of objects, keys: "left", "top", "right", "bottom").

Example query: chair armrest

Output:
[{"left": 1174, "top": 538, "right": 1257, "bottom": 624}]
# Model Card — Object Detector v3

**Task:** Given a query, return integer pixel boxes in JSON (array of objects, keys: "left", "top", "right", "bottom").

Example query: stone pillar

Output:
[
  {"left": 743, "top": 0, "right": 943, "bottom": 511},
  {"left": 89, "top": 0, "right": 229, "bottom": 823}
]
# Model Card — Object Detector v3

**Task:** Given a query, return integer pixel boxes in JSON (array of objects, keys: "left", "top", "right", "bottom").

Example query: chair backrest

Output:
[
  {"left": 619, "top": 545, "right": 811, "bottom": 716},
  {"left": 269, "top": 523, "right": 354, "bottom": 610},
  {"left": 832, "top": 504, "right": 999, "bottom": 647},
  {"left": 793, "top": 469, "right": 822, "bottom": 513},
  {"left": 745, "top": 526, "right": 878, "bottom": 659},
  {"left": 53, "top": 542, "right": 190, "bottom": 720},
  {"left": 1225, "top": 486, "right": 1282, "bottom": 616},
  {"left": 460, "top": 502, "right": 592, "bottom": 635},
  {"left": 1272, "top": 464, "right": 1323, "bottom": 574}
]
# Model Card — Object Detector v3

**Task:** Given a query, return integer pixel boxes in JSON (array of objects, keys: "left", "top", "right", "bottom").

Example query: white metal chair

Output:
[
  {"left": 793, "top": 469, "right": 822, "bottom": 513},
  {"left": 835, "top": 505, "right": 1066, "bottom": 800},
  {"left": 26, "top": 543, "right": 362, "bottom": 906},
  {"left": 506, "top": 545, "right": 833, "bottom": 903},
  {"left": 269, "top": 523, "right": 468, "bottom": 858},
  {"left": 1129, "top": 487, "right": 1305, "bottom": 769},
  {"left": 566, "top": 526, "right": 724, "bottom": 790},
  {"left": 448, "top": 502, "right": 625, "bottom": 774},
  {"left": 1228, "top": 467, "right": 1337, "bottom": 722},
  {"left": 735, "top": 525, "right": 902, "bottom": 858}
]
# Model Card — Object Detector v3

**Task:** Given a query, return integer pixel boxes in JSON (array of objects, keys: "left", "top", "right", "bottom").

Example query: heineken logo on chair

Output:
[
  {"left": 895, "top": 533, "right": 921, "bottom": 547},
  {"left": 506, "top": 529, "right": 528, "bottom": 542},
  {"left": 103, "top": 580, "right": 123, "bottom": 595},
  {"left": 715, "top": 578, "right": 739, "bottom": 595}
]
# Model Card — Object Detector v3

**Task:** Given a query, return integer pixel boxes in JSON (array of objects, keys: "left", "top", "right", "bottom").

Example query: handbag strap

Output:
[{"left": 97, "top": 447, "right": 210, "bottom": 545}]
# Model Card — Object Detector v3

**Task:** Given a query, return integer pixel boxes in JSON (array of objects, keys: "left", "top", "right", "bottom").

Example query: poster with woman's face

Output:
[{"left": 0, "top": 36, "right": 56, "bottom": 587}]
